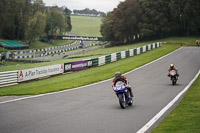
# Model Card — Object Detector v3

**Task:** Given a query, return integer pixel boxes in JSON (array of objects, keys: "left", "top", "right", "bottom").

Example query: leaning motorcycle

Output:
[
  {"left": 113, "top": 81, "right": 133, "bottom": 109},
  {"left": 169, "top": 70, "right": 178, "bottom": 85}
]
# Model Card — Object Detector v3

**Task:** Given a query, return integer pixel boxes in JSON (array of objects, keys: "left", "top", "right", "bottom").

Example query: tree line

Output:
[
  {"left": 0, "top": 0, "right": 72, "bottom": 45},
  {"left": 100, "top": 0, "right": 200, "bottom": 45},
  {"left": 73, "top": 8, "right": 106, "bottom": 17}
]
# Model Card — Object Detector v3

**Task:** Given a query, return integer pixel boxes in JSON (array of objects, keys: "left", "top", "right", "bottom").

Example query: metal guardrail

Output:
[{"left": 0, "top": 70, "right": 18, "bottom": 88}]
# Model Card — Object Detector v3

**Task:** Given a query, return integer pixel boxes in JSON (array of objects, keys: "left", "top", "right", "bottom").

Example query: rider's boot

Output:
[{"left": 128, "top": 87, "right": 134, "bottom": 97}]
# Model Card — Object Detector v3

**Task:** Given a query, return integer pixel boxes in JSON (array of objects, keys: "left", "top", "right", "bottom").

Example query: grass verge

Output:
[
  {"left": 0, "top": 44, "right": 179, "bottom": 96},
  {"left": 159, "top": 37, "right": 200, "bottom": 46},
  {"left": 151, "top": 75, "right": 200, "bottom": 133}
]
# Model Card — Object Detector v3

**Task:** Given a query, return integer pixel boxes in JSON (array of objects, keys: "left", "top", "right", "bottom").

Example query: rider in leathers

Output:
[
  {"left": 112, "top": 72, "right": 133, "bottom": 97},
  {"left": 168, "top": 64, "right": 179, "bottom": 78}
]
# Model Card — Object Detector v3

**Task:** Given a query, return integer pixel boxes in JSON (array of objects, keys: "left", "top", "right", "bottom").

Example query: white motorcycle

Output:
[{"left": 169, "top": 70, "right": 178, "bottom": 85}]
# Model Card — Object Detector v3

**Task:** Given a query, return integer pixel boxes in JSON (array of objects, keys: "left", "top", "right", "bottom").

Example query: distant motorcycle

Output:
[
  {"left": 113, "top": 81, "right": 133, "bottom": 109},
  {"left": 169, "top": 70, "right": 178, "bottom": 85}
]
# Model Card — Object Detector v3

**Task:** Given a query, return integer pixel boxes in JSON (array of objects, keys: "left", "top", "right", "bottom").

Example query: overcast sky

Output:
[{"left": 43, "top": 0, "right": 125, "bottom": 13}]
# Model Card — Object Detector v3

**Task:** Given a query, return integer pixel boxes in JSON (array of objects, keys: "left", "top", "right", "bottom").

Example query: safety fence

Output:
[
  {"left": 8, "top": 41, "right": 78, "bottom": 59},
  {"left": 4, "top": 41, "right": 101, "bottom": 60},
  {"left": 0, "top": 42, "right": 161, "bottom": 87},
  {"left": 91, "top": 42, "right": 160, "bottom": 67},
  {"left": 0, "top": 71, "right": 18, "bottom": 88}
]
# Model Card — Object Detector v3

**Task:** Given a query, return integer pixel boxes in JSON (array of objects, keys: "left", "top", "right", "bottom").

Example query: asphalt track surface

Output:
[{"left": 0, "top": 47, "right": 200, "bottom": 133}]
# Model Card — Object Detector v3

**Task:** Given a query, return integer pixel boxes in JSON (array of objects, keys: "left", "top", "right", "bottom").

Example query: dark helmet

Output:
[{"left": 115, "top": 72, "right": 121, "bottom": 80}]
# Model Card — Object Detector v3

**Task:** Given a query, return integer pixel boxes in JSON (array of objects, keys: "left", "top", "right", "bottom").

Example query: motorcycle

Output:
[
  {"left": 113, "top": 81, "right": 133, "bottom": 109},
  {"left": 169, "top": 70, "right": 178, "bottom": 85}
]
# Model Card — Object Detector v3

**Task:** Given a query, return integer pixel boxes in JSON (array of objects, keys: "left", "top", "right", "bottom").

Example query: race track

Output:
[{"left": 0, "top": 47, "right": 200, "bottom": 133}]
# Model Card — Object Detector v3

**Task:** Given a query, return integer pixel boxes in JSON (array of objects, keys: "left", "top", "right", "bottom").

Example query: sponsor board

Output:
[
  {"left": 18, "top": 64, "right": 64, "bottom": 82},
  {"left": 48, "top": 35, "right": 103, "bottom": 41},
  {"left": 64, "top": 60, "right": 92, "bottom": 72}
]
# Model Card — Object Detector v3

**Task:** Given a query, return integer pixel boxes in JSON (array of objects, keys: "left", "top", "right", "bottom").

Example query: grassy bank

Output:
[
  {"left": 151, "top": 75, "right": 200, "bottom": 133},
  {"left": 159, "top": 37, "right": 200, "bottom": 46},
  {"left": 0, "top": 44, "right": 179, "bottom": 96}
]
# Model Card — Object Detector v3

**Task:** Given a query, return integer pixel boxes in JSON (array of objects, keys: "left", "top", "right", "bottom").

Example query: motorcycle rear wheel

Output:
[
  {"left": 171, "top": 77, "right": 176, "bottom": 85},
  {"left": 172, "top": 80, "right": 176, "bottom": 85}
]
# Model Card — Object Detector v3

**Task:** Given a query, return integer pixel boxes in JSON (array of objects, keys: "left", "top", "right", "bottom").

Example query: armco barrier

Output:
[
  {"left": 129, "top": 49, "right": 134, "bottom": 56},
  {"left": 121, "top": 51, "right": 126, "bottom": 59},
  {"left": 5, "top": 41, "right": 78, "bottom": 59},
  {"left": 92, "top": 58, "right": 99, "bottom": 67},
  {"left": 90, "top": 42, "right": 161, "bottom": 67},
  {"left": 105, "top": 55, "right": 111, "bottom": 64},
  {"left": 134, "top": 49, "right": 137, "bottom": 55},
  {"left": 9, "top": 41, "right": 102, "bottom": 59},
  {"left": 98, "top": 56, "right": 106, "bottom": 66},
  {"left": 111, "top": 53, "right": 117, "bottom": 62},
  {"left": 126, "top": 50, "right": 130, "bottom": 58},
  {"left": 116, "top": 52, "right": 121, "bottom": 60},
  {"left": 0, "top": 70, "right": 18, "bottom": 87}
]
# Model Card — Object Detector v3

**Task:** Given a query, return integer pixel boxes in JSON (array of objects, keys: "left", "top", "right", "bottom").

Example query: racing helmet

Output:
[
  {"left": 170, "top": 64, "right": 174, "bottom": 69},
  {"left": 115, "top": 72, "right": 121, "bottom": 80}
]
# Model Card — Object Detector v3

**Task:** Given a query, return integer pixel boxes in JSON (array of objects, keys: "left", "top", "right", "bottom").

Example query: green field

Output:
[{"left": 71, "top": 16, "right": 102, "bottom": 37}]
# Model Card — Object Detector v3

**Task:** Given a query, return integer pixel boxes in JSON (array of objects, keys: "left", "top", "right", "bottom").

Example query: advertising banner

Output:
[
  {"left": 18, "top": 64, "right": 64, "bottom": 82},
  {"left": 64, "top": 60, "right": 92, "bottom": 72},
  {"left": 48, "top": 35, "right": 103, "bottom": 41}
]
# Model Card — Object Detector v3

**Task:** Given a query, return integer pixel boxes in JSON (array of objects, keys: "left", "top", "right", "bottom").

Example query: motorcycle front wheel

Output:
[{"left": 119, "top": 95, "right": 126, "bottom": 109}]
